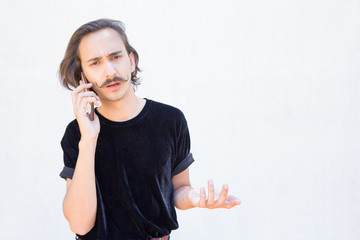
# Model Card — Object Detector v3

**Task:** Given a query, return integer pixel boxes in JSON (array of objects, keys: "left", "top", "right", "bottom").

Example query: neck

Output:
[{"left": 96, "top": 90, "right": 146, "bottom": 122}]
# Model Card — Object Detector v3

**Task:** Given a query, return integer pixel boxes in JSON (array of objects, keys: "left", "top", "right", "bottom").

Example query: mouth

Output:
[{"left": 106, "top": 82, "right": 121, "bottom": 90}]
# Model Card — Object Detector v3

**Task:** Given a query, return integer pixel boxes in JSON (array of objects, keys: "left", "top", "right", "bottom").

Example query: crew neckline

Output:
[{"left": 95, "top": 98, "right": 151, "bottom": 127}]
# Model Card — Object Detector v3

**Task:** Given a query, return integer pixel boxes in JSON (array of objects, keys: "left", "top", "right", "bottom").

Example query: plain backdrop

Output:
[{"left": 0, "top": 0, "right": 359, "bottom": 239}]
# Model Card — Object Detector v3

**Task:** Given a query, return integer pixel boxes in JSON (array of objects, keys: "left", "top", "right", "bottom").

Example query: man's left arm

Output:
[{"left": 172, "top": 168, "right": 241, "bottom": 210}]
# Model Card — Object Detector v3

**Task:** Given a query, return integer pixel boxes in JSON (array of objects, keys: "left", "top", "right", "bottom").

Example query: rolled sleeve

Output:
[
  {"left": 60, "top": 166, "right": 74, "bottom": 180},
  {"left": 172, "top": 153, "right": 195, "bottom": 176}
]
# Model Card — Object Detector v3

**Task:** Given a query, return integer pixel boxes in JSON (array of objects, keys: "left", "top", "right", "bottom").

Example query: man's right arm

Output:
[
  {"left": 62, "top": 81, "right": 101, "bottom": 236},
  {"left": 63, "top": 138, "right": 97, "bottom": 236}
]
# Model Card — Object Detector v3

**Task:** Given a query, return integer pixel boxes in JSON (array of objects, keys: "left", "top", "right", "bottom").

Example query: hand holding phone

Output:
[{"left": 81, "top": 72, "right": 95, "bottom": 121}]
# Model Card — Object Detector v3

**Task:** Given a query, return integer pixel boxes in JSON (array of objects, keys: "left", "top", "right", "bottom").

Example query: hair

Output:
[{"left": 59, "top": 18, "right": 141, "bottom": 90}]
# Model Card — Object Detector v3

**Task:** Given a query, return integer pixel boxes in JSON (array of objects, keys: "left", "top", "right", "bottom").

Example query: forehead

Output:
[{"left": 78, "top": 28, "right": 126, "bottom": 60}]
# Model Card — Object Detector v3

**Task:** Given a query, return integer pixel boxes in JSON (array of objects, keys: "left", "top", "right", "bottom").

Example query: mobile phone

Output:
[{"left": 81, "top": 72, "right": 95, "bottom": 121}]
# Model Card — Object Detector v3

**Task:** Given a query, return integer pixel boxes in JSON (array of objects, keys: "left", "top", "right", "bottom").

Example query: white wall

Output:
[{"left": 0, "top": 0, "right": 359, "bottom": 239}]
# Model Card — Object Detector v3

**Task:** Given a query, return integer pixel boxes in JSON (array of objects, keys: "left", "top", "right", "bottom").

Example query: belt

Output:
[{"left": 151, "top": 235, "right": 169, "bottom": 240}]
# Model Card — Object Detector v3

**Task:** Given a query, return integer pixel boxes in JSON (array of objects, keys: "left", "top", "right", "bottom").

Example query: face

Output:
[{"left": 78, "top": 28, "right": 136, "bottom": 102}]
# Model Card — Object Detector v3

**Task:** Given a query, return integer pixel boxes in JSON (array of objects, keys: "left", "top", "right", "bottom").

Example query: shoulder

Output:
[
  {"left": 60, "top": 120, "right": 80, "bottom": 168},
  {"left": 148, "top": 99, "right": 187, "bottom": 121},
  {"left": 61, "top": 119, "right": 81, "bottom": 145},
  {"left": 64, "top": 119, "right": 80, "bottom": 135}
]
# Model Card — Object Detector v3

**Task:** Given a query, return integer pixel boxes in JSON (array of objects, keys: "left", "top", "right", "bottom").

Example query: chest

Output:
[{"left": 94, "top": 125, "right": 175, "bottom": 179}]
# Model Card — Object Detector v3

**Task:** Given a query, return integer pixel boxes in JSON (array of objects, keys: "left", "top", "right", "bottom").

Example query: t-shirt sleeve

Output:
[
  {"left": 172, "top": 111, "right": 195, "bottom": 176},
  {"left": 59, "top": 120, "right": 80, "bottom": 180}
]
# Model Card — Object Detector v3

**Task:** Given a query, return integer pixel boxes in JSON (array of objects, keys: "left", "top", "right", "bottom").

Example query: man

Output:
[{"left": 59, "top": 19, "right": 240, "bottom": 240}]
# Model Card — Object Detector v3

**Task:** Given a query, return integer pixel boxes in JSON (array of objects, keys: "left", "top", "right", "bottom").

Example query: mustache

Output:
[{"left": 95, "top": 75, "right": 129, "bottom": 88}]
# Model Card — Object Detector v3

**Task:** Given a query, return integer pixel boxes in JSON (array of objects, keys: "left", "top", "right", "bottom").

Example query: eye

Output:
[
  {"left": 90, "top": 61, "right": 99, "bottom": 66},
  {"left": 113, "top": 55, "right": 121, "bottom": 60}
]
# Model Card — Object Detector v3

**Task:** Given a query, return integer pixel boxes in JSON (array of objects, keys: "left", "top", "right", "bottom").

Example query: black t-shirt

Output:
[{"left": 59, "top": 99, "right": 194, "bottom": 240}]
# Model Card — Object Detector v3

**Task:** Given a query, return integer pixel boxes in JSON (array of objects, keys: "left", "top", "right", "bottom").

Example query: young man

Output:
[{"left": 59, "top": 19, "right": 240, "bottom": 240}]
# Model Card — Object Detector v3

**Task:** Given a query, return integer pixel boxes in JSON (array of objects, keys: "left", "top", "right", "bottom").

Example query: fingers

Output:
[
  {"left": 199, "top": 187, "right": 206, "bottom": 208},
  {"left": 218, "top": 184, "right": 229, "bottom": 205},
  {"left": 207, "top": 180, "right": 215, "bottom": 207},
  {"left": 224, "top": 195, "right": 241, "bottom": 209},
  {"left": 226, "top": 195, "right": 241, "bottom": 204},
  {"left": 76, "top": 92, "right": 100, "bottom": 109},
  {"left": 78, "top": 97, "right": 100, "bottom": 112},
  {"left": 72, "top": 82, "right": 93, "bottom": 95},
  {"left": 75, "top": 94, "right": 100, "bottom": 117},
  {"left": 71, "top": 81, "right": 100, "bottom": 118},
  {"left": 72, "top": 84, "right": 98, "bottom": 101},
  {"left": 71, "top": 81, "right": 93, "bottom": 103},
  {"left": 72, "top": 82, "right": 89, "bottom": 105},
  {"left": 224, "top": 201, "right": 239, "bottom": 209},
  {"left": 195, "top": 181, "right": 240, "bottom": 209},
  {"left": 77, "top": 91, "right": 99, "bottom": 98}
]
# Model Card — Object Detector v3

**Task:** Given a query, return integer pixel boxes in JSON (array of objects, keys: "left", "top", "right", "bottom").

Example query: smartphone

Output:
[{"left": 81, "top": 72, "right": 95, "bottom": 121}]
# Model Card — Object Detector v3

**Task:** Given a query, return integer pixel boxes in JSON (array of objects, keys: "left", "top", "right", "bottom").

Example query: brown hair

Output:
[{"left": 59, "top": 19, "right": 141, "bottom": 90}]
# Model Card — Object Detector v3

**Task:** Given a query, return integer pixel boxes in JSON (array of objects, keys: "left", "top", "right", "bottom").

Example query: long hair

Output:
[{"left": 59, "top": 19, "right": 141, "bottom": 90}]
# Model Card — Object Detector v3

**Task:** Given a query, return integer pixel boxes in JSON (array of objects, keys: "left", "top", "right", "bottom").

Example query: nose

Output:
[{"left": 104, "top": 60, "right": 117, "bottom": 79}]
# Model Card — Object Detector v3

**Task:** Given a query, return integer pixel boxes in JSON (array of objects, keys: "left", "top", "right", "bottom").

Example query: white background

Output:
[{"left": 0, "top": 0, "right": 359, "bottom": 239}]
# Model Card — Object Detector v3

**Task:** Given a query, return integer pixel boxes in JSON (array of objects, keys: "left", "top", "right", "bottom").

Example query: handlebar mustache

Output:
[{"left": 95, "top": 75, "right": 129, "bottom": 88}]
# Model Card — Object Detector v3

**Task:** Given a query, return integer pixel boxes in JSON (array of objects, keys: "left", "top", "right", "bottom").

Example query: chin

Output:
[{"left": 106, "top": 92, "right": 128, "bottom": 102}]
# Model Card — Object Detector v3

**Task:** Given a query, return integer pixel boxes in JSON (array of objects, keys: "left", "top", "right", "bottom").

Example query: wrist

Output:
[
  {"left": 175, "top": 186, "right": 196, "bottom": 210},
  {"left": 186, "top": 187, "right": 199, "bottom": 208},
  {"left": 79, "top": 137, "right": 98, "bottom": 148}
]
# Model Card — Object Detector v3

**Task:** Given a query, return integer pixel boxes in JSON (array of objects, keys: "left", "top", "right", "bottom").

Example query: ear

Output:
[{"left": 129, "top": 52, "right": 136, "bottom": 73}]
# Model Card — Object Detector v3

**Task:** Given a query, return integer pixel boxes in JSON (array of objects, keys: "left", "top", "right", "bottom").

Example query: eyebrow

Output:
[{"left": 87, "top": 50, "right": 123, "bottom": 63}]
